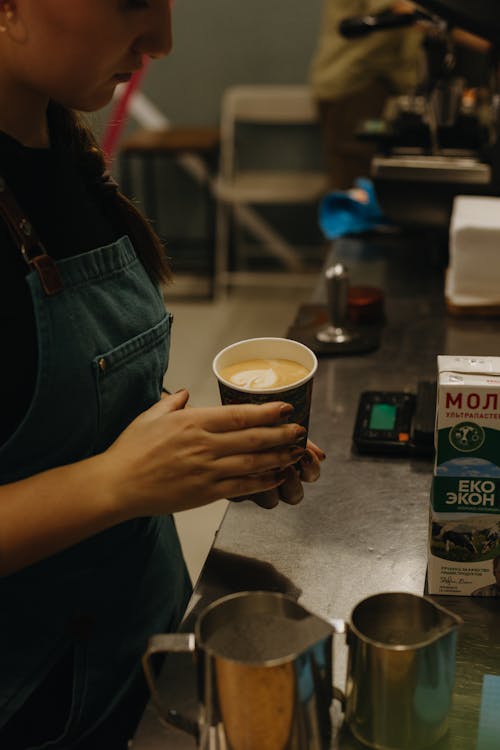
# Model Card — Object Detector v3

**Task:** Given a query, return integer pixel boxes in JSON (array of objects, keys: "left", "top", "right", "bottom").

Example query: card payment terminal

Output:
[{"left": 352, "top": 381, "right": 436, "bottom": 457}]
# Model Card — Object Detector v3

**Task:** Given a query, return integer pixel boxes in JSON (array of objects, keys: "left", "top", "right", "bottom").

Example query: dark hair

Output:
[{"left": 48, "top": 101, "right": 171, "bottom": 285}]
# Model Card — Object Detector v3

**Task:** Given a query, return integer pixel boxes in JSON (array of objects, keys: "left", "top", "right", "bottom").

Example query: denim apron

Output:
[{"left": 0, "top": 185, "right": 191, "bottom": 747}]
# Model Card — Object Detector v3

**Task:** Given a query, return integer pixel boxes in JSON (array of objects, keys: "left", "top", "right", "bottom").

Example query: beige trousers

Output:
[{"left": 317, "top": 78, "right": 391, "bottom": 190}]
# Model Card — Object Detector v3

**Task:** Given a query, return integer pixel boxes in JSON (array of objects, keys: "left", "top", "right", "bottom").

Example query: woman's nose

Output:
[{"left": 134, "top": 2, "right": 173, "bottom": 59}]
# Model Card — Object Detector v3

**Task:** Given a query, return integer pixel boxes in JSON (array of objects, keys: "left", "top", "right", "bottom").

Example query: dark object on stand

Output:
[{"left": 287, "top": 264, "right": 382, "bottom": 355}]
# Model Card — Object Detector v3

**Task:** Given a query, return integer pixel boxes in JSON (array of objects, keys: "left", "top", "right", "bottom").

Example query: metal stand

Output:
[{"left": 316, "top": 264, "right": 360, "bottom": 346}]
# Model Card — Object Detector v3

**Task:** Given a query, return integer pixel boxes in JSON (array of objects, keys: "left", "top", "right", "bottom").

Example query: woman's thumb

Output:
[
  {"left": 161, "top": 388, "right": 190, "bottom": 411},
  {"left": 144, "top": 389, "right": 190, "bottom": 421}
]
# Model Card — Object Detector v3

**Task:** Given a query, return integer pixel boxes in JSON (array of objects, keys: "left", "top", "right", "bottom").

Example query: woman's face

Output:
[{"left": 0, "top": 0, "right": 172, "bottom": 111}]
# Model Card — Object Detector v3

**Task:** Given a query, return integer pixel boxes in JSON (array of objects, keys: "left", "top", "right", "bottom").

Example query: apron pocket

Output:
[{"left": 92, "top": 313, "right": 172, "bottom": 453}]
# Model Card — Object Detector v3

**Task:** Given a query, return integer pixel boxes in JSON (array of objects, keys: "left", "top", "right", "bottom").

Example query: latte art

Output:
[{"left": 220, "top": 358, "right": 310, "bottom": 390}]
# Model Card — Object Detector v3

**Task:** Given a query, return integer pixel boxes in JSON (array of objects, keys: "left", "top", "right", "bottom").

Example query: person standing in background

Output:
[{"left": 310, "top": 0, "right": 423, "bottom": 189}]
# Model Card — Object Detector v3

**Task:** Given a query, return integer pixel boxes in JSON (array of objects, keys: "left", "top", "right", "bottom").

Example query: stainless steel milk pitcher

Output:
[
  {"left": 142, "top": 590, "right": 336, "bottom": 750},
  {"left": 342, "top": 592, "right": 463, "bottom": 750}
]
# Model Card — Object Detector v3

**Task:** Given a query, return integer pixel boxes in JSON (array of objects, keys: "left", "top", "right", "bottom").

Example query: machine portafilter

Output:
[
  {"left": 340, "top": 1, "right": 500, "bottom": 46},
  {"left": 339, "top": 7, "right": 444, "bottom": 40}
]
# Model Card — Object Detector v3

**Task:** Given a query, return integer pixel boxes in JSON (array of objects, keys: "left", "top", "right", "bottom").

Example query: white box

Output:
[{"left": 446, "top": 196, "right": 500, "bottom": 305}]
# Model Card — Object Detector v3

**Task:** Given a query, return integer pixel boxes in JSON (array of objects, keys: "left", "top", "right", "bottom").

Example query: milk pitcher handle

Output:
[
  {"left": 142, "top": 633, "right": 199, "bottom": 739},
  {"left": 330, "top": 618, "right": 347, "bottom": 711}
]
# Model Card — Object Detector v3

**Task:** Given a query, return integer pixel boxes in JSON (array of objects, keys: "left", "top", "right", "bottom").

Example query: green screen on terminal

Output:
[{"left": 369, "top": 403, "right": 397, "bottom": 431}]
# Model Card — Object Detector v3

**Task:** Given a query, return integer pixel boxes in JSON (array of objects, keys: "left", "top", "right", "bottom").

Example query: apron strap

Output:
[{"left": 0, "top": 175, "right": 63, "bottom": 296}]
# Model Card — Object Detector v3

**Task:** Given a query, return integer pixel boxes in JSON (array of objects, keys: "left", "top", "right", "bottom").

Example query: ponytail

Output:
[{"left": 48, "top": 102, "right": 171, "bottom": 285}]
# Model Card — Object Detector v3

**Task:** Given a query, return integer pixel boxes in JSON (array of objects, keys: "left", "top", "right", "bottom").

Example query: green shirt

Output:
[{"left": 310, "top": 0, "right": 423, "bottom": 101}]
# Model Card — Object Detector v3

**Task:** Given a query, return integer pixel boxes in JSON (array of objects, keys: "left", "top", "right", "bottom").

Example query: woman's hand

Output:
[
  {"left": 0, "top": 393, "right": 321, "bottom": 574},
  {"left": 102, "top": 390, "right": 307, "bottom": 518},
  {"left": 230, "top": 439, "right": 326, "bottom": 509}
]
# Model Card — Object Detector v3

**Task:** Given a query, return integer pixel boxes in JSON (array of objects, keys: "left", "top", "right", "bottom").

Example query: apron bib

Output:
[{"left": 0, "top": 186, "right": 191, "bottom": 747}]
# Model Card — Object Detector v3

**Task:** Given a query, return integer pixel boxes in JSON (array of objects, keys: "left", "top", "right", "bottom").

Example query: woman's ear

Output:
[{"left": 0, "top": 1, "right": 14, "bottom": 32}]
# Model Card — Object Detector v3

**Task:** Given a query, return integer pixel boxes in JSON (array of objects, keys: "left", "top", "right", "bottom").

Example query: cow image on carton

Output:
[
  {"left": 428, "top": 509, "right": 500, "bottom": 596},
  {"left": 428, "top": 356, "right": 500, "bottom": 595}
]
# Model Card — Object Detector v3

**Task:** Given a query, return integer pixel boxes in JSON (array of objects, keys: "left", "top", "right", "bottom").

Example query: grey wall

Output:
[
  {"left": 126, "top": 0, "right": 324, "bottom": 127},
  {"left": 99, "top": 0, "right": 327, "bottom": 275}
]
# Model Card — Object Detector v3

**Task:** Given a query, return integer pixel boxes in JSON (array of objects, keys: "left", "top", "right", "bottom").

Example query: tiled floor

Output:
[{"left": 164, "top": 281, "right": 316, "bottom": 584}]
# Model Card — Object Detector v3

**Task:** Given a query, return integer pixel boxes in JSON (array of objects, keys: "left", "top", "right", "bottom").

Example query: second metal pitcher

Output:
[{"left": 343, "top": 592, "right": 463, "bottom": 750}]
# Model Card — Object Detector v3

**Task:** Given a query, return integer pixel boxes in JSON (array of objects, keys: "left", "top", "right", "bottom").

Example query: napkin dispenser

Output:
[{"left": 446, "top": 195, "right": 500, "bottom": 315}]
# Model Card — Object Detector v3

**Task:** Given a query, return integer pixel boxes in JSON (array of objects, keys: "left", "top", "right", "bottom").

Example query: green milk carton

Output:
[{"left": 428, "top": 355, "right": 500, "bottom": 595}]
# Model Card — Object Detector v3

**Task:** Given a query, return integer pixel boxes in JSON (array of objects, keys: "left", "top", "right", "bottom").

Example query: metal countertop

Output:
[{"left": 132, "top": 234, "right": 500, "bottom": 750}]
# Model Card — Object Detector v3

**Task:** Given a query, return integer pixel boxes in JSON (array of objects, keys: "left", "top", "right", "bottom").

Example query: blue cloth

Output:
[
  {"left": 0, "top": 235, "right": 191, "bottom": 746},
  {"left": 319, "top": 177, "right": 387, "bottom": 239},
  {"left": 477, "top": 675, "right": 500, "bottom": 750}
]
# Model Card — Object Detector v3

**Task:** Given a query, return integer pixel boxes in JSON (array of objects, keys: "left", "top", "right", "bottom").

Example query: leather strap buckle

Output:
[{"left": 0, "top": 174, "right": 64, "bottom": 296}]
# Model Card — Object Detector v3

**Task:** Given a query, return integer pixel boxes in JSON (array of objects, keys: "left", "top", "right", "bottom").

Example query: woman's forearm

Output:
[{"left": 0, "top": 453, "right": 126, "bottom": 576}]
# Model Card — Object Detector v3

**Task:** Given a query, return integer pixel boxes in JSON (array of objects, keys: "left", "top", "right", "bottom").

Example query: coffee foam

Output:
[{"left": 220, "top": 358, "right": 310, "bottom": 391}]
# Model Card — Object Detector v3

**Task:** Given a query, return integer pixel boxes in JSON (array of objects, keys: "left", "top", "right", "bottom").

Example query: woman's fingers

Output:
[
  {"left": 217, "top": 470, "right": 287, "bottom": 502},
  {"left": 227, "top": 465, "right": 304, "bottom": 509},
  {"left": 306, "top": 439, "right": 327, "bottom": 462},
  {"left": 251, "top": 489, "right": 281, "bottom": 509},
  {"left": 145, "top": 397, "right": 306, "bottom": 454},
  {"left": 163, "top": 400, "right": 295, "bottom": 433},
  {"left": 298, "top": 449, "right": 321, "bottom": 482},
  {"left": 215, "top": 444, "right": 305, "bottom": 478},
  {"left": 226, "top": 456, "right": 309, "bottom": 509},
  {"left": 222, "top": 439, "right": 326, "bottom": 508},
  {"left": 211, "top": 423, "right": 306, "bottom": 458},
  {"left": 277, "top": 465, "right": 304, "bottom": 505},
  {"left": 230, "top": 489, "right": 281, "bottom": 509}
]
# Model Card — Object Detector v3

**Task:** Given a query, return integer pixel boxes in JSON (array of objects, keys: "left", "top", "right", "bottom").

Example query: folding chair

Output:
[{"left": 213, "top": 85, "right": 329, "bottom": 294}]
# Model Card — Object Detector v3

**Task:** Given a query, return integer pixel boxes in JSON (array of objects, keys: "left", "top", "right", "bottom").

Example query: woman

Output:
[{"left": 0, "top": 1, "right": 323, "bottom": 748}]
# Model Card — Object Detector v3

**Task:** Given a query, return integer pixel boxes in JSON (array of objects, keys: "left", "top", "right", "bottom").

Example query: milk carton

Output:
[{"left": 428, "top": 355, "right": 500, "bottom": 595}]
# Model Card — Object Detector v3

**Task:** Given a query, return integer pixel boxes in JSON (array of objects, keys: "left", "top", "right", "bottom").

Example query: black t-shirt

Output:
[{"left": 0, "top": 131, "right": 123, "bottom": 446}]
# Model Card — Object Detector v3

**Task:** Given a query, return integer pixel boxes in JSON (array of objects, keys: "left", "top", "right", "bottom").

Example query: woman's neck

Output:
[
  {"left": 0, "top": 80, "right": 50, "bottom": 147},
  {"left": 0, "top": 121, "right": 49, "bottom": 148}
]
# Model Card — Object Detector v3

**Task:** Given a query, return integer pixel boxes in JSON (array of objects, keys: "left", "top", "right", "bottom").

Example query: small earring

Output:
[{"left": 0, "top": 2, "right": 13, "bottom": 27}]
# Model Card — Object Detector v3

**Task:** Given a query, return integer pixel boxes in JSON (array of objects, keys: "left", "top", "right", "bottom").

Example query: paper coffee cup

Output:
[{"left": 212, "top": 337, "right": 318, "bottom": 445}]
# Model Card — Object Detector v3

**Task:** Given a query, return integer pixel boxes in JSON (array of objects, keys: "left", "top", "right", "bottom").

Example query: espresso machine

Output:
[{"left": 340, "top": 0, "right": 500, "bottom": 230}]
